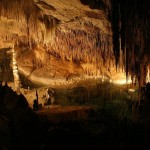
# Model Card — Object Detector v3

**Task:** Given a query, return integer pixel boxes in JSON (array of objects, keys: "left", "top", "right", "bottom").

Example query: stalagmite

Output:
[{"left": 12, "top": 46, "right": 20, "bottom": 93}]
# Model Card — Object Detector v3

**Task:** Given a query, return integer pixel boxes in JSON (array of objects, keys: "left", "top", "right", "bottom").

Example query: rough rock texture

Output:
[
  {"left": 0, "top": 0, "right": 119, "bottom": 86},
  {"left": 111, "top": 0, "right": 150, "bottom": 86},
  {"left": 1, "top": 0, "right": 149, "bottom": 86}
]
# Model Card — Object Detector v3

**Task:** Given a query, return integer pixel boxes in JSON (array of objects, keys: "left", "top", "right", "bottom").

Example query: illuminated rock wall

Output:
[
  {"left": 1, "top": 0, "right": 149, "bottom": 86},
  {"left": 0, "top": 0, "right": 117, "bottom": 86}
]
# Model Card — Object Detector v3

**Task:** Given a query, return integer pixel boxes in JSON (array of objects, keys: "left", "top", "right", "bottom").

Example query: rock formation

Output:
[
  {"left": 0, "top": 0, "right": 149, "bottom": 86},
  {"left": 0, "top": 0, "right": 115, "bottom": 86}
]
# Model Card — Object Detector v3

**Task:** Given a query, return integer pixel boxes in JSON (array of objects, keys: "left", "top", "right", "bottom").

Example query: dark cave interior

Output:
[
  {"left": 81, "top": 0, "right": 150, "bottom": 86},
  {"left": 0, "top": 0, "right": 150, "bottom": 150}
]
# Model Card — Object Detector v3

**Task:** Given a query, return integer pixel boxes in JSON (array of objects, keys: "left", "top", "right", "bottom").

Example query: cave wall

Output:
[
  {"left": 1, "top": 0, "right": 149, "bottom": 86},
  {"left": 0, "top": 0, "right": 117, "bottom": 85}
]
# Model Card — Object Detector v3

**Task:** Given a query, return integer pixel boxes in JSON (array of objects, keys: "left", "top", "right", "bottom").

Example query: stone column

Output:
[{"left": 12, "top": 46, "right": 20, "bottom": 93}]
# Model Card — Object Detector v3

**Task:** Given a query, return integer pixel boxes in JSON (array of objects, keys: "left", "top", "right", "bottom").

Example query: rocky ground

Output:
[{"left": 1, "top": 80, "right": 150, "bottom": 150}]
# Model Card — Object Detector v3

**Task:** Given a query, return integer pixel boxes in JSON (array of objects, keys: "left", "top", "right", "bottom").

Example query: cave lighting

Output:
[
  {"left": 12, "top": 46, "right": 21, "bottom": 93},
  {"left": 128, "top": 89, "right": 135, "bottom": 92},
  {"left": 113, "top": 78, "right": 132, "bottom": 85},
  {"left": 110, "top": 70, "right": 132, "bottom": 85},
  {"left": 112, "top": 74, "right": 132, "bottom": 85},
  {"left": 146, "top": 67, "right": 150, "bottom": 83}
]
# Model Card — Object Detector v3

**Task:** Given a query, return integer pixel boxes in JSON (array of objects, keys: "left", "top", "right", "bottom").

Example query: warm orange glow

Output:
[
  {"left": 113, "top": 79, "right": 132, "bottom": 85},
  {"left": 128, "top": 89, "right": 135, "bottom": 92},
  {"left": 110, "top": 70, "right": 132, "bottom": 85},
  {"left": 146, "top": 67, "right": 150, "bottom": 83}
]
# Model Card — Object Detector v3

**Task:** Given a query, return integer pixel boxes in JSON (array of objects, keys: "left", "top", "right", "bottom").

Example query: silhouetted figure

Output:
[
  {"left": 33, "top": 99, "right": 39, "bottom": 111},
  {"left": 17, "top": 93, "right": 29, "bottom": 110},
  {"left": 33, "top": 89, "right": 43, "bottom": 110},
  {"left": 36, "top": 89, "right": 39, "bottom": 104},
  {"left": 32, "top": 90, "right": 39, "bottom": 111}
]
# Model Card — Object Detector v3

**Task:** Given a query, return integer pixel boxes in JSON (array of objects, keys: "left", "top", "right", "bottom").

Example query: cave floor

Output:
[{"left": 36, "top": 105, "right": 93, "bottom": 123}]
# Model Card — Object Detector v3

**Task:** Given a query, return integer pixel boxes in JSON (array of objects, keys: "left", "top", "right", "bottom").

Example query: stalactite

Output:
[
  {"left": 111, "top": 0, "right": 150, "bottom": 86},
  {"left": 112, "top": 0, "right": 120, "bottom": 67},
  {"left": 51, "top": 25, "right": 114, "bottom": 78},
  {"left": 0, "top": 0, "right": 59, "bottom": 49}
]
